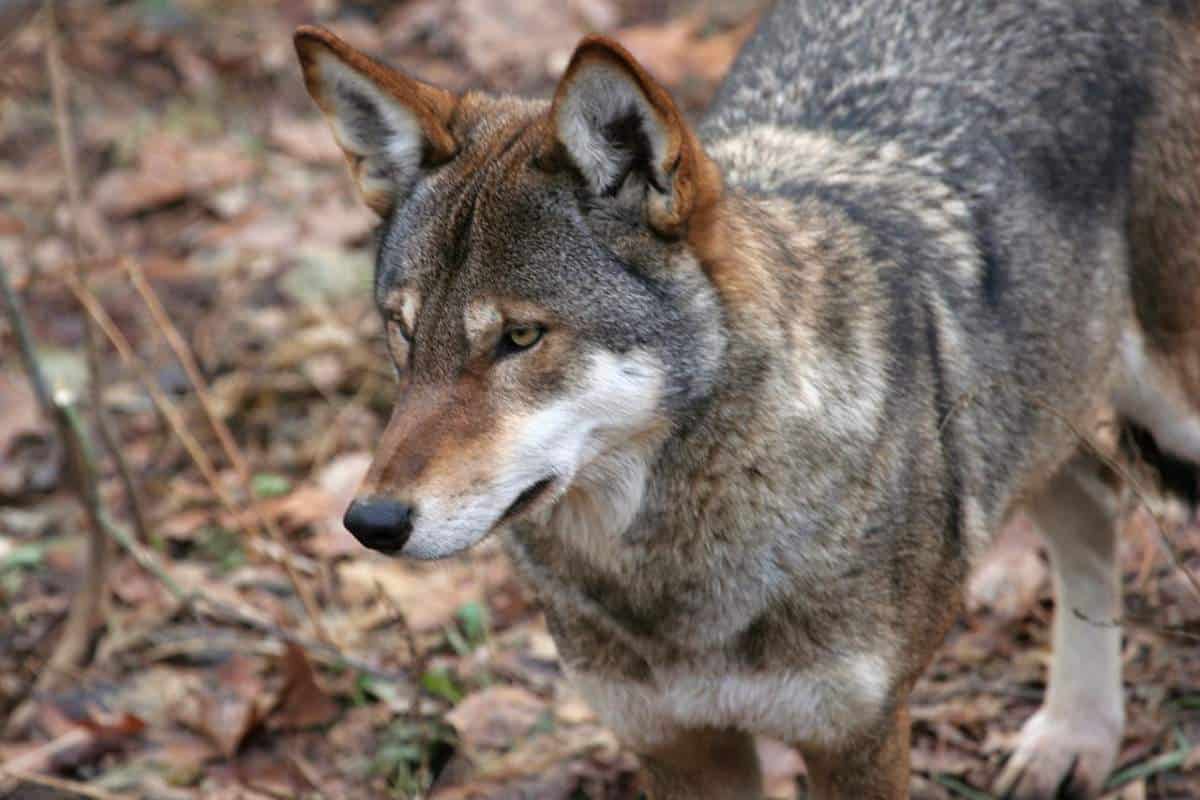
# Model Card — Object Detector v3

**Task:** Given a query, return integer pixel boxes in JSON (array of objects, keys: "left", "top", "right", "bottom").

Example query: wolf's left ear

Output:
[
  {"left": 551, "top": 36, "right": 721, "bottom": 236},
  {"left": 294, "top": 25, "right": 458, "bottom": 215}
]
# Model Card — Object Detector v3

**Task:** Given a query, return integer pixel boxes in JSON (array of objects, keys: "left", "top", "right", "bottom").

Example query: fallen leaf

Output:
[
  {"left": 308, "top": 451, "right": 371, "bottom": 558},
  {"left": 178, "top": 653, "right": 269, "bottom": 758},
  {"left": 300, "top": 193, "right": 375, "bottom": 247},
  {"left": 446, "top": 686, "right": 548, "bottom": 751},
  {"left": 617, "top": 14, "right": 757, "bottom": 92},
  {"left": 0, "top": 710, "right": 145, "bottom": 794},
  {"left": 159, "top": 508, "right": 214, "bottom": 543},
  {"left": 271, "top": 643, "right": 341, "bottom": 730},
  {"left": 269, "top": 113, "right": 343, "bottom": 165},
  {"left": 338, "top": 551, "right": 511, "bottom": 631},
  {"left": 92, "top": 133, "right": 255, "bottom": 217},
  {"left": 453, "top": 0, "right": 591, "bottom": 84},
  {"left": 0, "top": 371, "right": 48, "bottom": 496}
]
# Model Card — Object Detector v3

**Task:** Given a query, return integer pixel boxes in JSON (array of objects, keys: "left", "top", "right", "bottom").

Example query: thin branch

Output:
[
  {"left": 0, "top": 254, "right": 106, "bottom": 728},
  {"left": 45, "top": 0, "right": 152, "bottom": 548},
  {"left": 52, "top": 403, "right": 393, "bottom": 682},
  {"left": 940, "top": 380, "right": 1200, "bottom": 604},
  {"left": 0, "top": 725, "right": 133, "bottom": 799},
  {"left": 0, "top": 767, "right": 133, "bottom": 800},
  {"left": 0, "top": 254, "right": 53, "bottom": 413},
  {"left": 1029, "top": 395, "right": 1200, "bottom": 603},
  {"left": 123, "top": 259, "right": 332, "bottom": 644},
  {"left": 65, "top": 276, "right": 319, "bottom": 580}
]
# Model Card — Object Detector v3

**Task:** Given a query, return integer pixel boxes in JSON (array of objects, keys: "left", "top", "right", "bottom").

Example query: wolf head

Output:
[{"left": 295, "top": 27, "right": 726, "bottom": 558}]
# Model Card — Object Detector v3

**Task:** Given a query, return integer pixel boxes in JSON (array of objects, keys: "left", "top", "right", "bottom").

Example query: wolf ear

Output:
[
  {"left": 294, "top": 25, "right": 458, "bottom": 215},
  {"left": 551, "top": 36, "right": 720, "bottom": 236}
]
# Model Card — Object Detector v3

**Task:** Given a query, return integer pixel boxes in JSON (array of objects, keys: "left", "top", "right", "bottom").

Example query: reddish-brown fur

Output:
[
  {"left": 1129, "top": 11, "right": 1200, "bottom": 410},
  {"left": 294, "top": 26, "right": 459, "bottom": 214},
  {"left": 553, "top": 36, "right": 723, "bottom": 236}
]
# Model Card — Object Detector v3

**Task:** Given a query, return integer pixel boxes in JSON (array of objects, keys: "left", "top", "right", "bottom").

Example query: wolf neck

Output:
[
  {"left": 563, "top": 129, "right": 973, "bottom": 533},
  {"left": 504, "top": 124, "right": 985, "bottom": 653}
]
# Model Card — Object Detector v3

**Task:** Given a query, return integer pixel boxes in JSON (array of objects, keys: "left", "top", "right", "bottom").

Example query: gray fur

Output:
[{"left": 298, "top": 2, "right": 1200, "bottom": 795}]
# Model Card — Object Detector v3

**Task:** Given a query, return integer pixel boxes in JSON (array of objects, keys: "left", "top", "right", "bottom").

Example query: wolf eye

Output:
[
  {"left": 496, "top": 326, "right": 544, "bottom": 359},
  {"left": 507, "top": 327, "right": 542, "bottom": 348}
]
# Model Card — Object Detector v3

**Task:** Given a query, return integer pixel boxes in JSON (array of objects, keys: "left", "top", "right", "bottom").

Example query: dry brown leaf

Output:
[
  {"left": 339, "top": 550, "right": 511, "bottom": 631},
  {"left": 446, "top": 686, "right": 548, "bottom": 751},
  {"left": 617, "top": 14, "right": 755, "bottom": 90},
  {"left": 159, "top": 508, "right": 214, "bottom": 542},
  {"left": 0, "top": 371, "right": 45, "bottom": 456},
  {"left": 269, "top": 114, "right": 343, "bottom": 165},
  {"left": 453, "top": 0, "right": 594, "bottom": 84},
  {"left": 109, "top": 558, "right": 163, "bottom": 606},
  {"left": 307, "top": 451, "right": 371, "bottom": 558},
  {"left": 258, "top": 485, "right": 336, "bottom": 533},
  {"left": 92, "top": 133, "right": 255, "bottom": 217},
  {"left": 271, "top": 643, "right": 341, "bottom": 731},
  {"left": 179, "top": 653, "right": 269, "bottom": 759},
  {"left": 300, "top": 193, "right": 375, "bottom": 247},
  {"left": 0, "top": 708, "right": 145, "bottom": 795},
  {"left": 152, "top": 731, "right": 220, "bottom": 777}
]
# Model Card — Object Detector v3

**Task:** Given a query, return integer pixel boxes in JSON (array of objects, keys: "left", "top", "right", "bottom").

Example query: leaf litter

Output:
[{"left": 0, "top": 1, "right": 1197, "bottom": 798}]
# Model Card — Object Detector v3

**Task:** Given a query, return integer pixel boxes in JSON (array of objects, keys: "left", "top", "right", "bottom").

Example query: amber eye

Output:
[{"left": 506, "top": 326, "right": 543, "bottom": 350}]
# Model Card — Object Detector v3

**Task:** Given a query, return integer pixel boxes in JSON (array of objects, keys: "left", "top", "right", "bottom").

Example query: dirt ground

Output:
[{"left": 1, "top": 1, "right": 1198, "bottom": 798}]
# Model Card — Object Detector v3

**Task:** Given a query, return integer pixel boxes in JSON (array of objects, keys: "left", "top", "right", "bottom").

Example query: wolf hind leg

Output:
[
  {"left": 994, "top": 453, "right": 1124, "bottom": 799},
  {"left": 639, "top": 727, "right": 762, "bottom": 800},
  {"left": 798, "top": 705, "right": 911, "bottom": 799}
]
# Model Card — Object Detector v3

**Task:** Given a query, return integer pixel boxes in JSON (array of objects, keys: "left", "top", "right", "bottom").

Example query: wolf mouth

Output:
[{"left": 498, "top": 476, "right": 557, "bottom": 525}]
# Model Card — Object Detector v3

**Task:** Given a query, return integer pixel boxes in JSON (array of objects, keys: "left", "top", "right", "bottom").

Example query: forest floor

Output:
[{"left": 1, "top": 1, "right": 1198, "bottom": 797}]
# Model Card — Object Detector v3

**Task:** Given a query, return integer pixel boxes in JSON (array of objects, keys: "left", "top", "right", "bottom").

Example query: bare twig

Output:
[
  {"left": 0, "top": 261, "right": 53, "bottom": 414},
  {"left": 52, "top": 404, "right": 396, "bottom": 682},
  {"left": 45, "top": 0, "right": 151, "bottom": 548},
  {"left": 942, "top": 381, "right": 1200, "bottom": 604},
  {"left": 0, "top": 725, "right": 131, "bottom": 798},
  {"left": 1028, "top": 396, "right": 1200, "bottom": 603},
  {"left": 0, "top": 258, "right": 108, "bottom": 738},
  {"left": 123, "top": 259, "right": 332, "bottom": 644},
  {"left": 66, "top": 277, "right": 329, "bottom": 643},
  {"left": 0, "top": 766, "right": 133, "bottom": 800},
  {"left": 65, "top": 276, "right": 319, "bottom": 579},
  {"left": 0, "top": 350, "right": 399, "bottom": 685}
]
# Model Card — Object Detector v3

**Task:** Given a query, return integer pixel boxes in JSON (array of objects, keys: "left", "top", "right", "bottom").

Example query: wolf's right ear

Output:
[
  {"left": 294, "top": 26, "right": 458, "bottom": 215},
  {"left": 551, "top": 36, "right": 720, "bottom": 237}
]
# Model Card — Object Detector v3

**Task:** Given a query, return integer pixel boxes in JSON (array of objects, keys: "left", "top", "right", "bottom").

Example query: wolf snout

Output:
[{"left": 343, "top": 497, "right": 414, "bottom": 553}]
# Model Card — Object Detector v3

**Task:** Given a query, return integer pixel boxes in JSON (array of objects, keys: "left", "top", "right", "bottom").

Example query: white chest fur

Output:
[{"left": 568, "top": 650, "right": 892, "bottom": 751}]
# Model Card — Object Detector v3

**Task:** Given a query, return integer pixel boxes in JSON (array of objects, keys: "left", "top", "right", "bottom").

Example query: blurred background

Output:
[{"left": 0, "top": 1, "right": 1198, "bottom": 797}]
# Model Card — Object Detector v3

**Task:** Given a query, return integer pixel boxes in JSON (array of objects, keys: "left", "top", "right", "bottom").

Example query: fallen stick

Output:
[
  {"left": 0, "top": 258, "right": 106, "bottom": 734},
  {"left": 124, "top": 258, "right": 332, "bottom": 645}
]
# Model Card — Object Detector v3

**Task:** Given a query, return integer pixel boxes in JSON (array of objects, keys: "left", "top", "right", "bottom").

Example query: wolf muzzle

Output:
[{"left": 343, "top": 497, "right": 414, "bottom": 553}]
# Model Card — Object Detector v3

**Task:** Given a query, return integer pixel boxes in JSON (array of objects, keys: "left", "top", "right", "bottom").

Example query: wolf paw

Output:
[{"left": 993, "top": 708, "right": 1121, "bottom": 799}]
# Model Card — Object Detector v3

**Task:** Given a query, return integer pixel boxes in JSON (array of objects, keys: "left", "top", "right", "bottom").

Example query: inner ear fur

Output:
[
  {"left": 551, "top": 35, "right": 722, "bottom": 237},
  {"left": 294, "top": 25, "right": 459, "bottom": 214}
]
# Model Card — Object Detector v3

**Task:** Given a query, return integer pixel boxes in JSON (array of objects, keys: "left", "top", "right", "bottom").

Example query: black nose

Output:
[{"left": 343, "top": 498, "right": 414, "bottom": 553}]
